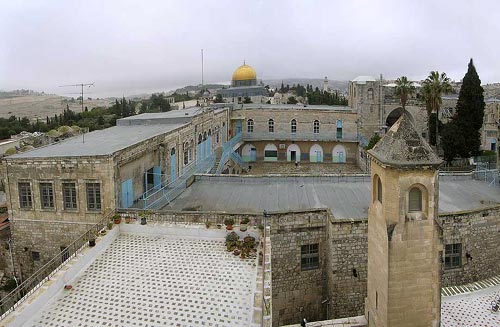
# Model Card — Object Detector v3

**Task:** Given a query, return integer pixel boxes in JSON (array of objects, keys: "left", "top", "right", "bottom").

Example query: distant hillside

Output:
[{"left": 0, "top": 94, "right": 112, "bottom": 120}]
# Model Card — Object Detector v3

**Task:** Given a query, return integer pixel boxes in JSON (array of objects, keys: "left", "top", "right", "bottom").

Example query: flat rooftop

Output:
[
  {"left": 7, "top": 124, "right": 186, "bottom": 158},
  {"left": 7, "top": 225, "right": 260, "bottom": 327},
  {"left": 167, "top": 175, "right": 500, "bottom": 218}
]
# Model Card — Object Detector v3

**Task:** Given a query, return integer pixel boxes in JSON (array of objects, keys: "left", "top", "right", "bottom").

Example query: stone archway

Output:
[{"left": 385, "top": 108, "right": 403, "bottom": 128}]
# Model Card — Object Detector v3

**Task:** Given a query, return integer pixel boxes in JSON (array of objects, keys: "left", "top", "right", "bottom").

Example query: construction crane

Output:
[{"left": 59, "top": 82, "right": 94, "bottom": 112}]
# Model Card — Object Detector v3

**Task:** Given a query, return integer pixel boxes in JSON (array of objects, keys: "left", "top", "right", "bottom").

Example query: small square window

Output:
[
  {"left": 32, "top": 251, "right": 40, "bottom": 261},
  {"left": 301, "top": 243, "right": 319, "bottom": 271}
]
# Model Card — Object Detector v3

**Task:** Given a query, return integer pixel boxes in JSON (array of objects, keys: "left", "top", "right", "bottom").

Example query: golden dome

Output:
[{"left": 232, "top": 64, "right": 257, "bottom": 81}]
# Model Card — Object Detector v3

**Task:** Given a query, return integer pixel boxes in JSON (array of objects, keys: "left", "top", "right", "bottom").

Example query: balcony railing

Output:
[
  {"left": 0, "top": 210, "right": 115, "bottom": 321},
  {"left": 242, "top": 131, "right": 359, "bottom": 142}
]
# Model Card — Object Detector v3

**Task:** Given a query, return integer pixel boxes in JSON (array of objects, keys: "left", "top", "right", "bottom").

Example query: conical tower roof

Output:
[{"left": 368, "top": 111, "right": 442, "bottom": 168}]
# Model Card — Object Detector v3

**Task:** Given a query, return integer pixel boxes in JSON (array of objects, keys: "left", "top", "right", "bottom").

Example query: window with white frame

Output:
[
  {"left": 291, "top": 119, "right": 297, "bottom": 134},
  {"left": 313, "top": 120, "right": 320, "bottom": 134},
  {"left": 268, "top": 119, "right": 274, "bottom": 133},
  {"left": 247, "top": 119, "right": 254, "bottom": 133}
]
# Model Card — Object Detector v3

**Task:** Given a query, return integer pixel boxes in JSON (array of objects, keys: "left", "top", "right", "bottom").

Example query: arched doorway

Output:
[
  {"left": 309, "top": 144, "right": 323, "bottom": 163},
  {"left": 241, "top": 143, "right": 257, "bottom": 162},
  {"left": 332, "top": 144, "right": 346, "bottom": 163},
  {"left": 385, "top": 108, "right": 403, "bottom": 129},
  {"left": 287, "top": 144, "right": 301, "bottom": 162},
  {"left": 264, "top": 144, "right": 278, "bottom": 161}
]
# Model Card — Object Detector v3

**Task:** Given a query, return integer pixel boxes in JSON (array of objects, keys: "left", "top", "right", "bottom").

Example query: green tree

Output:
[
  {"left": 214, "top": 94, "right": 224, "bottom": 103},
  {"left": 421, "top": 71, "right": 452, "bottom": 146},
  {"left": 243, "top": 96, "right": 252, "bottom": 104},
  {"left": 454, "top": 59, "right": 485, "bottom": 157},
  {"left": 394, "top": 76, "right": 416, "bottom": 110},
  {"left": 365, "top": 134, "right": 381, "bottom": 150},
  {"left": 287, "top": 96, "right": 298, "bottom": 104}
]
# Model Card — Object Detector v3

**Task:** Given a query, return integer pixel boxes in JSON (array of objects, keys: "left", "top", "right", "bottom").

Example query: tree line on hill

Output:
[
  {"left": 277, "top": 82, "right": 348, "bottom": 105},
  {"left": 0, "top": 92, "right": 181, "bottom": 140}
]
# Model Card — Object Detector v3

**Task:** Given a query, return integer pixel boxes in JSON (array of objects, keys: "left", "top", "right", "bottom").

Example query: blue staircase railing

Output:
[{"left": 215, "top": 133, "right": 243, "bottom": 174}]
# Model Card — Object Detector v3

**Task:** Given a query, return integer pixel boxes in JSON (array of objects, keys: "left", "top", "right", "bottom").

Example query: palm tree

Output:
[
  {"left": 394, "top": 76, "right": 416, "bottom": 111},
  {"left": 422, "top": 71, "right": 452, "bottom": 147}
]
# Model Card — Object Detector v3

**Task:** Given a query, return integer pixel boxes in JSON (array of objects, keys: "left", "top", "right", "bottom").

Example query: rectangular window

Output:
[
  {"left": 39, "top": 183, "right": 54, "bottom": 209},
  {"left": 32, "top": 251, "right": 40, "bottom": 261},
  {"left": 63, "top": 182, "right": 78, "bottom": 210},
  {"left": 445, "top": 243, "right": 462, "bottom": 269},
  {"left": 18, "top": 182, "right": 32, "bottom": 209},
  {"left": 86, "top": 182, "right": 101, "bottom": 211},
  {"left": 301, "top": 243, "right": 319, "bottom": 271},
  {"left": 336, "top": 127, "right": 343, "bottom": 139}
]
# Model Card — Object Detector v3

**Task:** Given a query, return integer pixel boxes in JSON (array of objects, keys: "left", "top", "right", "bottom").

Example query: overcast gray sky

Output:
[{"left": 1, "top": 0, "right": 499, "bottom": 97}]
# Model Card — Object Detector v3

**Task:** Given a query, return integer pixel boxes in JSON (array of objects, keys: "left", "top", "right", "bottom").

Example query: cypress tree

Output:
[{"left": 453, "top": 59, "right": 485, "bottom": 157}]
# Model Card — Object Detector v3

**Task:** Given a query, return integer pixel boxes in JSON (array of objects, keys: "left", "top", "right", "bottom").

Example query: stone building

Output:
[
  {"left": 216, "top": 63, "right": 266, "bottom": 103},
  {"left": 349, "top": 75, "right": 499, "bottom": 154},
  {"left": 233, "top": 104, "right": 358, "bottom": 163},
  {"left": 366, "top": 111, "right": 442, "bottom": 326}
]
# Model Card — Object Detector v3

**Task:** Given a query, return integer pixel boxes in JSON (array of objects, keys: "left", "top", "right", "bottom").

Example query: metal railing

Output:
[
  {"left": 242, "top": 131, "right": 358, "bottom": 142},
  {"left": 0, "top": 210, "right": 115, "bottom": 320},
  {"left": 215, "top": 133, "right": 243, "bottom": 174},
  {"left": 142, "top": 154, "right": 216, "bottom": 209}
]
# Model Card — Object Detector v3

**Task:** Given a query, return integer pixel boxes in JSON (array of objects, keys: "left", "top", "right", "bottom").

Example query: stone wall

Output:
[
  {"left": 440, "top": 205, "right": 500, "bottom": 286},
  {"left": 326, "top": 218, "right": 368, "bottom": 319},
  {"left": 269, "top": 209, "right": 329, "bottom": 326},
  {"left": 11, "top": 220, "right": 95, "bottom": 278}
]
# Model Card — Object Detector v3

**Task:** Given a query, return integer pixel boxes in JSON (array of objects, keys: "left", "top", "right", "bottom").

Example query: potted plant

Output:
[
  {"left": 205, "top": 221, "right": 212, "bottom": 229},
  {"left": 139, "top": 211, "right": 149, "bottom": 225},
  {"left": 125, "top": 216, "right": 133, "bottom": 224},
  {"left": 107, "top": 221, "right": 113, "bottom": 230},
  {"left": 224, "top": 218, "right": 235, "bottom": 230},
  {"left": 113, "top": 214, "right": 122, "bottom": 224},
  {"left": 240, "top": 217, "right": 250, "bottom": 231}
]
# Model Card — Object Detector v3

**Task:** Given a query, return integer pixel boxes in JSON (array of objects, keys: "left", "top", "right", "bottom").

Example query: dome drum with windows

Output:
[{"left": 232, "top": 64, "right": 257, "bottom": 87}]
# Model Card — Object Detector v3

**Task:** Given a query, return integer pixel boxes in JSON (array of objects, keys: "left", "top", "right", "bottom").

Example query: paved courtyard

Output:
[
  {"left": 441, "top": 283, "right": 500, "bottom": 326},
  {"left": 26, "top": 234, "right": 258, "bottom": 327}
]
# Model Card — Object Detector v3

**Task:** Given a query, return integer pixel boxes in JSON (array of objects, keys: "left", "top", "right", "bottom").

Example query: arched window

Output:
[
  {"left": 247, "top": 119, "right": 254, "bottom": 133},
  {"left": 208, "top": 129, "right": 212, "bottom": 136},
  {"left": 291, "top": 119, "right": 297, "bottom": 134},
  {"left": 268, "top": 119, "right": 274, "bottom": 133},
  {"left": 376, "top": 176, "right": 382, "bottom": 203},
  {"left": 409, "top": 187, "right": 422, "bottom": 212},
  {"left": 198, "top": 134, "right": 202, "bottom": 144},
  {"left": 313, "top": 120, "right": 320, "bottom": 134},
  {"left": 170, "top": 147, "right": 176, "bottom": 156}
]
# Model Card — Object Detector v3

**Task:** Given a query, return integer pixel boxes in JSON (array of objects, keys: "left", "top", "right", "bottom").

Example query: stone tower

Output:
[
  {"left": 323, "top": 76, "right": 329, "bottom": 92},
  {"left": 365, "top": 111, "right": 443, "bottom": 326}
]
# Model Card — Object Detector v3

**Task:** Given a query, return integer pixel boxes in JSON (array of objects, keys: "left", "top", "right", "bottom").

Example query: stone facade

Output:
[
  {"left": 326, "top": 218, "right": 368, "bottom": 319},
  {"left": 440, "top": 205, "right": 500, "bottom": 286},
  {"left": 268, "top": 209, "right": 329, "bottom": 326}
]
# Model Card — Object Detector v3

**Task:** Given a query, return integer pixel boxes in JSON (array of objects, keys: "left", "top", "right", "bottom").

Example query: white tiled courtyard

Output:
[
  {"left": 24, "top": 233, "right": 259, "bottom": 327},
  {"left": 441, "top": 283, "right": 500, "bottom": 327}
]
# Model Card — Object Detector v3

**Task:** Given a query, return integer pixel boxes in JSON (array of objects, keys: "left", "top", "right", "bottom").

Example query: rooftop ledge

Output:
[{"left": 1, "top": 222, "right": 264, "bottom": 327}]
